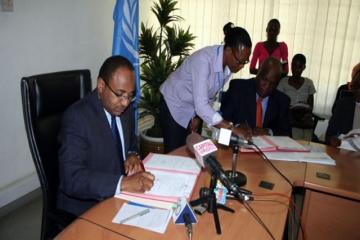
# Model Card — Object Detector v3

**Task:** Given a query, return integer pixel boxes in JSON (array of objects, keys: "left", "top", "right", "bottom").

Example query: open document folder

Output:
[
  {"left": 264, "top": 152, "right": 336, "bottom": 166},
  {"left": 115, "top": 153, "right": 201, "bottom": 209},
  {"left": 112, "top": 203, "right": 172, "bottom": 234},
  {"left": 241, "top": 136, "right": 309, "bottom": 152}
]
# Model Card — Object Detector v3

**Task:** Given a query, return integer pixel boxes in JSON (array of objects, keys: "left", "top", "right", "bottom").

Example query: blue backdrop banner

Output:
[{"left": 112, "top": 0, "right": 139, "bottom": 134}]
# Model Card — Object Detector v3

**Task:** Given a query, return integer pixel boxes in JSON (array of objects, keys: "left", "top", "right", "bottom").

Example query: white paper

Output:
[
  {"left": 338, "top": 138, "right": 360, "bottom": 151},
  {"left": 146, "top": 170, "right": 197, "bottom": 198},
  {"left": 267, "top": 136, "right": 308, "bottom": 151},
  {"left": 243, "top": 136, "right": 308, "bottom": 152},
  {"left": 338, "top": 130, "right": 360, "bottom": 151},
  {"left": 339, "top": 128, "right": 360, "bottom": 139},
  {"left": 144, "top": 153, "right": 201, "bottom": 174},
  {"left": 264, "top": 152, "right": 336, "bottom": 165},
  {"left": 250, "top": 136, "right": 275, "bottom": 149},
  {"left": 113, "top": 203, "right": 172, "bottom": 234}
]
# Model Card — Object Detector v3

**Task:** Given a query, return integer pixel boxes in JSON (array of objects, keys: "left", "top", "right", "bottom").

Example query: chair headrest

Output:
[{"left": 22, "top": 70, "right": 91, "bottom": 118}]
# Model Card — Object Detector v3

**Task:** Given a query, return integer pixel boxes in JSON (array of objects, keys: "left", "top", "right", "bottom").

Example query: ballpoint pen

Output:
[{"left": 119, "top": 208, "right": 150, "bottom": 224}]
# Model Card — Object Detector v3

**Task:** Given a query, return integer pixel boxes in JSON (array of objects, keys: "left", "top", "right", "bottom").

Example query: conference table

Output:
[{"left": 56, "top": 143, "right": 360, "bottom": 240}]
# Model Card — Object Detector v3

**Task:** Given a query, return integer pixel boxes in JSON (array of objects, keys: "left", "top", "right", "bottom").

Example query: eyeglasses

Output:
[
  {"left": 232, "top": 49, "right": 249, "bottom": 65},
  {"left": 104, "top": 81, "right": 135, "bottom": 102}
]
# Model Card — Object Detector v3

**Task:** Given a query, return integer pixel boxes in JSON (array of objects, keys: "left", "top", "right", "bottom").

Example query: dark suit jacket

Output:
[
  {"left": 220, "top": 78, "right": 291, "bottom": 136},
  {"left": 332, "top": 83, "right": 352, "bottom": 113},
  {"left": 57, "top": 90, "right": 138, "bottom": 216},
  {"left": 326, "top": 96, "right": 356, "bottom": 144}
]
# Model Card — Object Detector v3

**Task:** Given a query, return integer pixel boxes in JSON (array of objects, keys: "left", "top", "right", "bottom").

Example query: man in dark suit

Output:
[
  {"left": 221, "top": 57, "right": 291, "bottom": 136},
  {"left": 57, "top": 56, "right": 154, "bottom": 216},
  {"left": 326, "top": 64, "right": 360, "bottom": 145}
]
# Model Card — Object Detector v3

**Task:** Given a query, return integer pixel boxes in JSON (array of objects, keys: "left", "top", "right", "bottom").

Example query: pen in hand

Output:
[{"left": 119, "top": 208, "right": 150, "bottom": 224}]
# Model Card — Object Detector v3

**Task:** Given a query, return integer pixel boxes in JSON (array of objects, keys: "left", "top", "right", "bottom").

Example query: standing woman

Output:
[
  {"left": 160, "top": 23, "right": 252, "bottom": 153},
  {"left": 250, "top": 19, "right": 288, "bottom": 76}
]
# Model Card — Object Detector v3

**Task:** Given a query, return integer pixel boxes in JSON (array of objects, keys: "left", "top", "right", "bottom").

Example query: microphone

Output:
[
  {"left": 186, "top": 132, "right": 217, "bottom": 168},
  {"left": 186, "top": 133, "right": 252, "bottom": 201},
  {"left": 183, "top": 213, "right": 192, "bottom": 240},
  {"left": 211, "top": 128, "right": 252, "bottom": 146}
]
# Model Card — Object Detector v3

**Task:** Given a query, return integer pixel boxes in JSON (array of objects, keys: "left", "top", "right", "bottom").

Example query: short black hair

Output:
[
  {"left": 292, "top": 54, "right": 306, "bottom": 65},
  {"left": 258, "top": 57, "right": 282, "bottom": 78},
  {"left": 223, "top": 22, "right": 252, "bottom": 49},
  {"left": 98, "top": 55, "right": 134, "bottom": 84},
  {"left": 268, "top": 19, "right": 281, "bottom": 28}
]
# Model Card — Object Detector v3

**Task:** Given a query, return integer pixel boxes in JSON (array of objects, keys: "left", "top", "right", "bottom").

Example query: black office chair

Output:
[
  {"left": 21, "top": 70, "right": 91, "bottom": 239},
  {"left": 311, "top": 113, "right": 325, "bottom": 143},
  {"left": 289, "top": 106, "right": 325, "bottom": 142}
]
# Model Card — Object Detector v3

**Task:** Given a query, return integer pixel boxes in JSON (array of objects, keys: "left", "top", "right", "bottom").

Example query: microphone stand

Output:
[
  {"left": 190, "top": 173, "right": 234, "bottom": 234},
  {"left": 225, "top": 144, "right": 247, "bottom": 188}
]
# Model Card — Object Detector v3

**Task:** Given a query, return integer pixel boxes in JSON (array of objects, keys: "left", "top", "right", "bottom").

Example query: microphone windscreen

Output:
[{"left": 186, "top": 132, "right": 217, "bottom": 168}]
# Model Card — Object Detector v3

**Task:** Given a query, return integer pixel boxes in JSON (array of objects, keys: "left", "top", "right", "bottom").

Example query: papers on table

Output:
[
  {"left": 113, "top": 203, "right": 172, "bottom": 234},
  {"left": 338, "top": 139, "right": 360, "bottom": 151},
  {"left": 241, "top": 136, "right": 335, "bottom": 165},
  {"left": 116, "top": 153, "right": 200, "bottom": 209},
  {"left": 338, "top": 129, "right": 360, "bottom": 151},
  {"left": 146, "top": 169, "right": 198, "bottom": 198},
  {"left": 241, "top": 136, "right": 309, "bottom": 152},
  {"left": 264, "top": 152, "right": 336, "bottom": 165},
  {"left": 143, "top": 153, "right": 201, "bottom": 174}
]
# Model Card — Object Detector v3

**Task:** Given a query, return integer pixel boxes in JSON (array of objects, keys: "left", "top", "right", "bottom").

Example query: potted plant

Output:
[{"left": 138, "top": 0, "right": 195, "bottom": 156}]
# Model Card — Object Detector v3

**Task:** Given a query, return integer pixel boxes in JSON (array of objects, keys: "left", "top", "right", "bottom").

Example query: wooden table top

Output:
[
  {"left": 79, "top": 146, "right": 307, "bottom": 240},
  {"left": 55, "top": 218, "right": 131, "bottom": 240},
  {"left": 59, "top": 143, "right": 360, "bottom": 240},
  {"left": 304, "top": 144, "right": 360, "bottom": 200}
]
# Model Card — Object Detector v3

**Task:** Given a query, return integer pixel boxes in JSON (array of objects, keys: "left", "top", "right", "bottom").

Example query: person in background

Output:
[
  {"left": 331, "top": 63, "right": 360, "bottom": 113},
  {"left": 57, "top": 56, "right": 155, "bottom": 216},
  {"left": 160, "top": 22, "right": 252, "bottom": 153},
  {"left": 249, "top": 19, "right": 288, "bottom": 76},
  {"left": 326, "top": 63, "right": 360, "bottom": 146},
  {"left": 277, "top": 54, "right": 316, "bottom": 141},
  {"left": 221, "top": 57, "right": 291, "bottom": 136}
]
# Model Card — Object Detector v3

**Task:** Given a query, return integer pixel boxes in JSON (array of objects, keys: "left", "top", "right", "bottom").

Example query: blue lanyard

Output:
[{"left": 217, "top": 46, "right": 225, "bottom": 102}]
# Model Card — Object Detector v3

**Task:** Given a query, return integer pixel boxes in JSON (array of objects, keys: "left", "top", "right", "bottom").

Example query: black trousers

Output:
[{"left": 159, "top": 95, "right": 202, "bottom": 153}]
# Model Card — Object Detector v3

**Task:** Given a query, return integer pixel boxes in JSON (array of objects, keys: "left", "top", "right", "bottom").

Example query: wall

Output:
[{"left": 0, "top": 0, "right": 115, "bottom": 207}]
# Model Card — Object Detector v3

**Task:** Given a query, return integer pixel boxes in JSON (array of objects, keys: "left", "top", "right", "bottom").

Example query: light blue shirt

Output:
[
  {"left": 160, "top": 45, "right": 232, "bottom": 128},
  {"left": 104, "top": 109, "right": 125, "bottom": 195}
]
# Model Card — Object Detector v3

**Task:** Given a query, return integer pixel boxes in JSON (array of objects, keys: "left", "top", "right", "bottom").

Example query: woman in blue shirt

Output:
[{"left": 160, "top": 23, "right": 252, "bottom": 153}]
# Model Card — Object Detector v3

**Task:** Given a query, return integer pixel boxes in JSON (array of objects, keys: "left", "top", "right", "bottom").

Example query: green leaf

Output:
[
  {"left": 139, "top": 0, "right": 195, "bottom": 135},
  {"left": 151, "top": 0, "right": 183, "bottom": 28},
  {"left": 165, "top": 26, "right": 196, "bottom": 57}
]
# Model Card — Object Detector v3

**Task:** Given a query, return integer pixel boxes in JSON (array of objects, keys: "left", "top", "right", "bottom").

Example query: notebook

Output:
[
  {"left": 241, "top": 136, "right": 310, "bottom": 152},
  {"left": 115, "top": 153, "right": 201, "bottom": 209}
]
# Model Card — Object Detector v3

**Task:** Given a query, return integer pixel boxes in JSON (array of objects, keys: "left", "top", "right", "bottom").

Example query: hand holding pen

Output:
[{"left": 232, "top": 122, "right": 253, "bottom": 141}]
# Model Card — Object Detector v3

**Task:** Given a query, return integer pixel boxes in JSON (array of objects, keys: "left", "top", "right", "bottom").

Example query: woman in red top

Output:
[{"left": 250, "top": 19, "right": 288, "bottom": 75}]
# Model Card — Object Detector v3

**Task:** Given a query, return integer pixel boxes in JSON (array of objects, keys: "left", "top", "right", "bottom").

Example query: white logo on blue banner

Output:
[
  {"left": 120, "top": 0, "right": 138, "bottom": 60},
  {"left": 113, "top": 0, "right": 140, "bottom": 133}
]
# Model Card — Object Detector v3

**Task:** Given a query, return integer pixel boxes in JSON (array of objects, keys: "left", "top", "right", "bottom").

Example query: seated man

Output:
[
  {"left": 326, "top": 62, "right": 360, "bottom": 146},
  {"left": 331, "top": 63, "right": 360, "bottom": 113},
  {"left": 221, "top": 57, "right": 291, "bottom": 136},
  {"left": 57, "top": 56, "right": 154, "bottom": 216}
]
